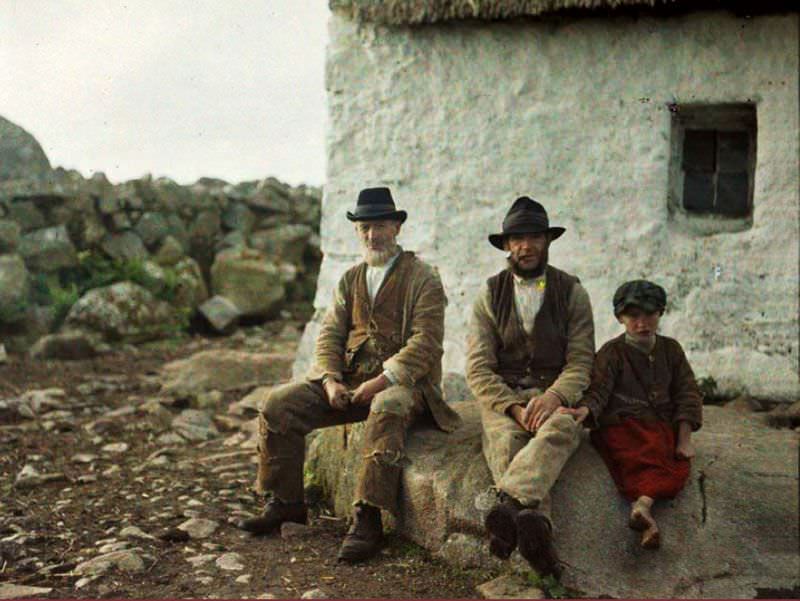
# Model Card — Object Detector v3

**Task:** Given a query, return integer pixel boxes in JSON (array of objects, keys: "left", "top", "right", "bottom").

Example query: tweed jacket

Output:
[
  {"left": 578, "top": 333, "right": 703, "bottom": 431},
  {"left": 307, "top": 249, "right": 461, "bottom": 432},
  {"left": 466, "top": 265, "right": 596, "bottom": 415}
]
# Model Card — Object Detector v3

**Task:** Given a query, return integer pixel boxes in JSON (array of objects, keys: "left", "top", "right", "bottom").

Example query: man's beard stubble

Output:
[{"left": 507, "top": 246, "right": 548, "bottom": 279}]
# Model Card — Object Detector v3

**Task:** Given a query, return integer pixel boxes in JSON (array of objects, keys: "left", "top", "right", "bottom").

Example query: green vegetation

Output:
[
  {"left": 0, "top": 298, "right": 28, "bottom": 325},
  {"left": 523, "top": 570, "right": 569, "bottom": 599},
  {"left": 697, "top": 375, "right": 727, "bottom": 405},
  {"left": 29, "top": 251, "right": 189, "bottom": 333}
]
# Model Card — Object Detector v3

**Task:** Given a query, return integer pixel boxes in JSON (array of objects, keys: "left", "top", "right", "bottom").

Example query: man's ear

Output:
[
  {"left": 502, "top": 238, "right": 510, "bottom": 251},
  {"left": 616, "top": 315, "right": 625, "bottom": 324},
  {"left": 394, "top": 222, "right": 402, "bottom": 236}
]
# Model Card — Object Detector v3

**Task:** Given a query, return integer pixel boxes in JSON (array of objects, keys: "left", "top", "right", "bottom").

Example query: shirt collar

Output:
[{"left": 512, "top": 272, "right": 546, "bottom": 289}]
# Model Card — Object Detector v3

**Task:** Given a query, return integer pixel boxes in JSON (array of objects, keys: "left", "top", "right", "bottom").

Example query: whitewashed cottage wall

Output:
[{"left": 298, "top": 9, "right": 799, "bottom": 401}]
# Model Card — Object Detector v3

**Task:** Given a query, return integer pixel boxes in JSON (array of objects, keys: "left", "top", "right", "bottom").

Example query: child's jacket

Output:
[{"left": 579, "top": 334, "right": 703, "bottom": 430}]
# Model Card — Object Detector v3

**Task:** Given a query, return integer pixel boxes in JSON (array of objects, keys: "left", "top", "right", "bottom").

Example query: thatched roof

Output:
[{"left": 329, "top": 0, "right": 791, "bottom": 25}]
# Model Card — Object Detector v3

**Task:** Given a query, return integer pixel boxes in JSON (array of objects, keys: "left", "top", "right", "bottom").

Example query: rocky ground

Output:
[{"left": 0, "top": 322, "right": 494, "bottom": 599}]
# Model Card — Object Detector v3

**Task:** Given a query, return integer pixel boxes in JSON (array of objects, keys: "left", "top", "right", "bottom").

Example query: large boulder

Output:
[
  {"left": 0, "top": 220, "right": 21, "bottom": 253},
  {"left": 64, "top": 281, "right": 182, "bottom": 343},
  {"left": 250, "top": 224, "right": 313, "bottom": 265},
  {"left": 160, "top": 349, "right": 293, "bottom": 398},
  {"left": 18, "top": 225, "right": 78, "bottom": 272},
  {"left": 0, "top": 116, "right": 52, "bottom": 182},
  {"left": 101, "top": 231, "right": 148, "bottom": 263},
  {"left": 210, "top": 247, "right": 285, "bottom": 318},
  {"left": 0, "top": 254, "right": 29, "bottom": 323},
  {"left": 306, "top": 401, "right": 799, "bottom": 598}
]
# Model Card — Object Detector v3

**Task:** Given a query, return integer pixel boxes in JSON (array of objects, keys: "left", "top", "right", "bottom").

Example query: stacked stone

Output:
[{"left": 0, "top": 117, "right": 321, "bottom": 355}]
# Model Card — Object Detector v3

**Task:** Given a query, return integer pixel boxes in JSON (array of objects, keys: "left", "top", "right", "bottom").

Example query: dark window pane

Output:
[
  {"left": 717, "top": 131, "right": 749, "bottom": 172},
  {"left": 683, "top": 130, "right": 716, "bottom": 172},
  {"left": 683, "top": 172, "right": 715, "bottom": 211},
  {"left": 717, "top": 173, "right": 750, "bottom": 216}
]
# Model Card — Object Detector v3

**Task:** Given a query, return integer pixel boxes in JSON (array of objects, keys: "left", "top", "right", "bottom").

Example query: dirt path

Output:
[{"left": 0, "top": 325, "right": 491, "bottom": 599}]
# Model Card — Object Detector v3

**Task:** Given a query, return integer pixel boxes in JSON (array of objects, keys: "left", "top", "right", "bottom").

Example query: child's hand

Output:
[
  {"left": 557, "top": 406, "right": 589, "bottom": 424},
  {"left": 675, "top": 439, "right": 695, "bottom": 460}
]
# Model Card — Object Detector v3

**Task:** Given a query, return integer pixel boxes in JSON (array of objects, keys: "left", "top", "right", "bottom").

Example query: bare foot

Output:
[
  {"left": 629, "top": 496, "right": 655, "bottom": 531},
  {"left": 641, "top": 524, "right": 661, "bottom": 549}
]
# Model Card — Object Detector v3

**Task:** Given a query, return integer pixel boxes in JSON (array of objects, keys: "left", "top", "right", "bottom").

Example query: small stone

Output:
[
  {"left": 235, "top": 574, "right": 252, "bottom": 585},
  {"left": 101, "top": 442, "right": 129, "bottom": 454},
  {"left": 72, "top": 453, "right": 98, "bottom": 464},
  {"left": 476, "top": 575, "right": 544, "bottom": 599},
  {"left": 215, "top": 552, "right": 244, "bottom": 571},
  {"left": 74, "top": 577, "right": 93, "bottom": 590},
  {"left": 177, "top": 518, "right": 218, "bottom": 539},
  {"left": 119, "top": 526, "right": 156, "bottom": 541},
  {"left": 0, "top": 583, "right": 54, "bottom": 598},
  {"left": 301, "top": 588, "right": 329, "bottom": 599},
  {"left": 74, "top": 550, "right": 145, "bottom": 576},
  {"left": 0, "top": 344, "right": 7, "bottom": 365},
  {"left": 186, "top": 554, "right": 216, "bottom": 568}
]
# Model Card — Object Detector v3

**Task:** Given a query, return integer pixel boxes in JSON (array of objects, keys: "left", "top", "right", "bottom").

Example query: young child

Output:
[{"left": 560, "top": 280, "right": 702, "bottom": 549}]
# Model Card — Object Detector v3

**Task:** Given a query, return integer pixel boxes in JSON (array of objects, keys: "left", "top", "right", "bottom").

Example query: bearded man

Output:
[
  {"left": 238, "top": 187, "right": 460, "bottom": 563},
  {"left": 466, "top": 196, "right": 595, "bottom": 578}
]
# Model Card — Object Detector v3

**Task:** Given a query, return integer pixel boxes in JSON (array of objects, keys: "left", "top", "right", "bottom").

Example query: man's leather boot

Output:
[
  {"left": 485, "top": 491, "right": 524, "bottom": 560},
  {"left": 516, "top": 508, "right": 563, "bottom": 579},
  {"left": 337, "top": 504, "right": 383, "bottom": 563},
  {"left": 236, "top": 497, "right": 307, "bottom": 535}
]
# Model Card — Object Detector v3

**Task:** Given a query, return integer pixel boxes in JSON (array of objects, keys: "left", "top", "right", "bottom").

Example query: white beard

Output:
[{"left": 362, "top": 244, "right": 399, "bottom": 267}]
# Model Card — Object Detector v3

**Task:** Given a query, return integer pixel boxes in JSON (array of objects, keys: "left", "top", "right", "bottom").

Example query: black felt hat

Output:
[
  {"left": 346, "top": 187, "right": 407, "bottom": 223},
  {"left": 488, "top": 196, "right": 565, "bottom": 250}
]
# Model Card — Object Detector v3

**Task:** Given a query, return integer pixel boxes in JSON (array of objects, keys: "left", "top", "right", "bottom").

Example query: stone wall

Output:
[
  {"left": 0, "top": 120, "right": 321, "bottom": 353},
  {"left": 304, "top": 9, "right": 800, "bottom": 401}
]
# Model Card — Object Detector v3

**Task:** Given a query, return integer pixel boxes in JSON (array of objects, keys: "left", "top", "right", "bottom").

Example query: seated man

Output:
[
  {"left": 466, "top": 196, "right": 595, "bottom": 578},
  {"left": 237, "top": 187, "right": 460, "bottom": 563}
]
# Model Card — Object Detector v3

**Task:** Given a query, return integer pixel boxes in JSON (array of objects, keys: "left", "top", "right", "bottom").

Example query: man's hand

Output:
[
  {"left": 351, "top": 374, "right": 390, "bottom": 406},
  {"left": 557, "top": 405, "right": 589, "bottom": 424},
  {"left": 324, "top": 379, "right": 351, "bottom": 410},
  {"left": 509, "top": 404, "right": 528, "bottom": 430},
  {"left": 523, "top": 391, "right": 562, "bottom": 432}
]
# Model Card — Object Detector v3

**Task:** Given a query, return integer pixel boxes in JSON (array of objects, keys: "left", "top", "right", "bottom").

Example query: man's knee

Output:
[
  {"left": 259, "top": 381, "right": 310, "bottom": 434},
  {"left": 370, "top": 385, "right": 418, "bottom": 418}
]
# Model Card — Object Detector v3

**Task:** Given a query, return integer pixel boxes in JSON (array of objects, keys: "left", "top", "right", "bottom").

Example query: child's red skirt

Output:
[{"left": 591, "top": 417, "right": 691, "bottom": 502}]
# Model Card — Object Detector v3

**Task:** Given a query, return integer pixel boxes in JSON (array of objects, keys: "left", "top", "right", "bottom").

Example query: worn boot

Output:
[
  {"left": 337, "top": 504, "right": 383, "bottom": 563},
  {"left": 516, "top": 509, "right": 563, "bottom": 579},
  {"left": 236, "top": 497, "right": 307, "bottom": 535},
  {"left": 485, "top": 491, "right": 524, "bottom": 560}
]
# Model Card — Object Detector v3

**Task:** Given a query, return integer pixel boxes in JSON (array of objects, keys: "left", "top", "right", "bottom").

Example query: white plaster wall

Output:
[{"left": 310, "top": 10, "right": 799, "bottom": 401}]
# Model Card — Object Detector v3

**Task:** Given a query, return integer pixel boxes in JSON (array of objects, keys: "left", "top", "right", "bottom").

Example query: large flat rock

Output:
[{"left": 306, "top": 400, "right": 799, "bottom": 598}]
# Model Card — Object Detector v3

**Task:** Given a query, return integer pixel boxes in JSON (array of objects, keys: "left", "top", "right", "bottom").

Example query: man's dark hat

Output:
[
  {"left": 346, "top": 187, "right": 407, "bottom": 223},
  {"left": 613, "top": 280, "right": 667, "bottom": 316},
  {"left": 488, "top": 196, "right": 565, "bottom": 250}
]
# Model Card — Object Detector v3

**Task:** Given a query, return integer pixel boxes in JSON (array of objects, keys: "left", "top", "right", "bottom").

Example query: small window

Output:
[{"left": 669, "top": 104, "right": 756, "bottom": 226}]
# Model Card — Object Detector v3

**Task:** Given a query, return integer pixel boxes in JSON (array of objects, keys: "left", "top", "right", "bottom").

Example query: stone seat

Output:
[{"left": 306, "top": 386, "right": 799, "bottom": 598}]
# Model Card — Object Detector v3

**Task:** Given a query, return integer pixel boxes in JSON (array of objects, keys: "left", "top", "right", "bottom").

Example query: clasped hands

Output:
[
  {"left": 511, "top": 390, "right": 589, "bottom": 432},
  {"left": 323, "top": 373, "right": 389, "bottom": 410}
]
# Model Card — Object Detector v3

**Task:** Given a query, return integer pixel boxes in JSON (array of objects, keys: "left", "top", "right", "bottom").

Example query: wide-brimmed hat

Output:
[
  {"left": 346, "top": 187, "right": 407, "bottom": 223},
  {"left": 488, "top": 196, "right": 565, "bottom": 250},
  {"left": 613, "top": 280, "right": 667, "bottom": 316}
]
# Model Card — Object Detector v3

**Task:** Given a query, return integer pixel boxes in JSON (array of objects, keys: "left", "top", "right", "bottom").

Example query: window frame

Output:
[{"left": 668, "top": 103, "right": 757, "bottom": 233}]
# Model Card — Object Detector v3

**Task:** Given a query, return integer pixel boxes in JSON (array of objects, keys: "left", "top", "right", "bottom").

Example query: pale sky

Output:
[{"left": 0, "top": 1, "right": 330, "bottom": 186}]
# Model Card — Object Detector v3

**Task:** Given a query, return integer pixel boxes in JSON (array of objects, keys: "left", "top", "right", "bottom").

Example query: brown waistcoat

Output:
[
  {"left": 488, "top": 265, "right": 578, "bottom": 391},
  {"left": 343, "top": 251, "right": 414, "bottom": 385}
]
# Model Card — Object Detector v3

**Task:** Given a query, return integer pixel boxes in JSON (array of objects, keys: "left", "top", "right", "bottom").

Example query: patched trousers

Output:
[
  {"left": 481, "top": 391, "right": 582, "bottom": 523},
  {"left": 255, "top": 380, "right": 425, "bottom": 515}
]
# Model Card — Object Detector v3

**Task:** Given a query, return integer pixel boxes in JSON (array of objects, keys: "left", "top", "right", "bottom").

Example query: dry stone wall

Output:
[
  {"left": 304, "top": 9, "right": 800, "bottom": 402},
  {"left": 0, "top": 117, "right": 322, "bottom": 354}
]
